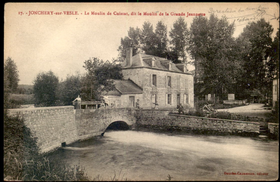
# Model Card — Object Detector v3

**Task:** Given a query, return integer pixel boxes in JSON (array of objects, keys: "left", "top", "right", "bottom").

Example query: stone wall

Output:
[
  {"left": 268, "top": 123, "right": 279, "bottom": 138},
  {"left": 223, "top": 100, "right": 247, "bottom": 105},
  {"left": 7, "top": 107, "right": 137, "bottom": 153},
  {"left": 8, "top": 106, "right": 78, "bottom": 153},
  {"left": 136, "top": 110, "right": 260, "bottom": 135},
  {"left": 75, "top": 108, "right": 136, "bottom": 140}
]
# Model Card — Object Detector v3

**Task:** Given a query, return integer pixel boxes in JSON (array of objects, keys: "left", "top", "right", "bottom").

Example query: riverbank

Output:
[{"left": 135, "top": 109, "right": 278, "bottom": 140}]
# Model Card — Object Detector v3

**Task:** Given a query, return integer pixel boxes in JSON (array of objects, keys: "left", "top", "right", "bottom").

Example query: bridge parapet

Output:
[
  {"left": 7, "top": 106, "right": 137, "bottom": 153},
  {"left": 75, "top": 108, "right": 136, "bottom": 140},
  {"left": 7, "top": 106, "right": 78, "bottom": 154}
]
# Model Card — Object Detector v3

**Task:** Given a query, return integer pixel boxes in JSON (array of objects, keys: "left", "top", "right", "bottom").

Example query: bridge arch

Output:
[
  {"left": 101, "top": 120, "right": 130, "bottom": 136},
  {"left": 105, "top": 121, "right": 130, "bottom": 131},
  {"left": 76, "top": 108, "right": 136, "bottom": 138}
]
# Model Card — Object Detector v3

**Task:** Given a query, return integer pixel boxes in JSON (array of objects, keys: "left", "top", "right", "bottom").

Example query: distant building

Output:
[{"left": 103, "top": 47, "right": 194, "bottom": 109}]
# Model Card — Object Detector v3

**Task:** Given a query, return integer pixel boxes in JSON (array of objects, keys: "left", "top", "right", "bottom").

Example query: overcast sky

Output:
[{"left": 4, "top": 3, "right": 279, "bottom": 85}]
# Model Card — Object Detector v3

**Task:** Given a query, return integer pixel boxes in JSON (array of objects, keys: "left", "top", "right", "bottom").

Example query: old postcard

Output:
[{"left": 4, "top": 2, "right": 279, "bottom": 181}]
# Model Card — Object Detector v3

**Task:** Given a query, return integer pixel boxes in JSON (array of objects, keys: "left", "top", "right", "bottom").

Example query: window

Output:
[
  {"left": 167, "top": 94, "right": 172, "bottom": 105},
  {"left": 177, "top": 94, "right": 180, "bottom": 105},
  {"left": 167, "top": 76, "right": 171, "bottom": 87},
  {"left": 184, "top": 94, "right": 189, "bottom": 104},
  {"left": 152, "top": 74, "right": 157, "bottom": 86},
  {"left": 152, "top": 94, "right": 158, "bottom": 107},
  {"left": 129, "top": 96, "right": 135, "bottom": 107}
]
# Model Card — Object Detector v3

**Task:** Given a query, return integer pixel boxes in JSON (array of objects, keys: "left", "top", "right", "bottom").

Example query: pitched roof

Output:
[
  {"left": 102, "top": 79, "right": 143, "bottom": 96},
  {"left": 122, "top": 53, "right": 192, "bottom": 74}
]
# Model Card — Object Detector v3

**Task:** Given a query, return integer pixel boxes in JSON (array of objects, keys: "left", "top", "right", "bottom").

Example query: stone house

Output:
[
  {"left": 272, "top": 77, "right": 279, "bottom": 110},
  {"left": 103, "top": 47, "right": 194, "bottom": 109}
]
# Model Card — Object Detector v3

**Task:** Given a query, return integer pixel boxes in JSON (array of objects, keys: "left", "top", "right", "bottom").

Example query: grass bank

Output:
[{"left": 4, "top": 114, "right": 90, "bottom": 181}]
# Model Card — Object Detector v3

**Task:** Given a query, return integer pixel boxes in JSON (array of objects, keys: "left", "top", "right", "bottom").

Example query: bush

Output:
[
  {"left": 4, "top": 114, "right": 90, "bottom": 181},
  {"left": 196, "top": 100, "right": 214, "bottom": 109},
  {"left": 188, "top": 109, "right": 205, "bottom": 117},
  {"left": 22, "top": 158, "right": 89, "bottom": 181},
  {"left": 4, "top": 115, "right": 39, "bottom": 180},
  {"left": 210, "top": 111, "right": 232, "bottom": 119}
]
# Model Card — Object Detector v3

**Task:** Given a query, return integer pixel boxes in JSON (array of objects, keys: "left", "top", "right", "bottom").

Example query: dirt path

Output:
[{"left": 216, "top": 103, "right": 271, "bottom": 119}]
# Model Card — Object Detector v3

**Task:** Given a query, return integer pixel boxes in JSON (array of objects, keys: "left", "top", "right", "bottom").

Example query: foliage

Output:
[
  {"left": 118, "top": 21, "right": 169, "bottom": 60},
  {"left": 8, "top": 94, "right": 35, "bottom": 107},
  {"left": 117, "top": 27, "right": 142, "bottom": 60},
  {"left": 33, "top": 70, "right": 59, "bottom": 107},
  {"left": 4, "top": 57, "right": 21, "bottom": 110},
  {"left": 4, "top": 115, "right": 39, "bottom": 180},
  {"left": 4, "top": 68, "right": 11, "bottom": 111},
  {"left": 210, "top": 111, "right": 232, "bottom": 120},
  {"left": 154, "top": 21, "right": 168, "bottom": 58},
  {"left": 188, "top": 109, "right": 205, "bottom": 117},
  {"left": 56, "top": 74, "right": 81, "bottom": 105},
  {"left": 4, "top": 57, "right": 20, "bottom": 93},
  {"left": 4, "top": 114, "right": 90, "bottom": 181},
  {"left": 196, "top": 99, "right": 214, "bottom": 109},
  {"left": 81, "top": 57, "right": 123, "bottom": 101},
  {"left": 22, "top": 159, "right": 89, "bottom": 181},
  {"left": 270, "top": 29, "right": 279, "bottom": 77},
  {"left": 237, "top": 18, "right": 276, "bottom": 98},
  {"left": 169, "top": 17, "right": 189, "bottom": 63},
  {"left": 15, "top": 84, "right": 34, "bottom": 94},
  {"left": 140, "top": 21, "right": 157, "bottom": 55},
  {"left": 189, "top": 14, "right": 240, "bottom": 98}
]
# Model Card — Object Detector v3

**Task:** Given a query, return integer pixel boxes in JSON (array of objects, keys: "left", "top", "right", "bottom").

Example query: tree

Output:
[
  {"left": 154, "top": 21, "right": 168, "bottom": 57},
  {"left": 140, "top": 21, "right": 157, "bottom": 55},
  {"left": 81, "top": 58, "right": 123, "bottom": 101},
  {"left": 33, "top": 71, "right": 59, "bottom": 107},
  {"left": 189, "top": 14, "right": 239, "bottom": 100},
  {"left": 4, "top": 65, "right": 11, "bottom": 111},
  {"left": 56, "top": 74, "right": 81, "bottom": 105},
  {"left": 118, "top": 27, "right": 141, "bottom": 60},
  {"left": 237, "top": 18, "right": 274, "bottom": 99},
  {"left": 4, "top": 57, "right": 19, "bottom": 93},
  {"left": 269, "top": 29, "right": 279, "bottom": 79},
  {"left": 169, "top": 17, "right": 189, "bottom": 63}
]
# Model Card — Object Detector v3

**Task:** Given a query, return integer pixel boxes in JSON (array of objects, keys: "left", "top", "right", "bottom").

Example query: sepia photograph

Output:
[{"left": 4, "top": 2, "right": 279, "bottom": 181}]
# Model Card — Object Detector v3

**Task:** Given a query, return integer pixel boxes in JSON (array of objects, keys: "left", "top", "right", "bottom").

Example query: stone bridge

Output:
[
  {"left": 75, "top": 108, "right": 136, "bottom": 140},
  {"left": 7, "top": 106, "right": 136, "bottom": 153}
]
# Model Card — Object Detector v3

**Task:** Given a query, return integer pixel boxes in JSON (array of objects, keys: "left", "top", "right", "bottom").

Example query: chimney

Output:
[
  {"left": 183, "top": 65, "right": 188, "bottom": 73},
  {"left": 126, "top": 39, "right": 133, "bottom": 67}
]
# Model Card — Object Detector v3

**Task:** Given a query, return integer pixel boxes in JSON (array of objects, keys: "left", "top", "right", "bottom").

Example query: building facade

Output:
[
  {"left": 103, "top": 47, "right": 194, "bottom": 109},
  {"left": 272, "top": 77, "right": 279, "bottom": 110}
]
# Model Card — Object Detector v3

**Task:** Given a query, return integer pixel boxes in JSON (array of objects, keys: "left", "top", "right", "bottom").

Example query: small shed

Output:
[{"left": 80, "top": 101, "right": 102, "bottom": 109}]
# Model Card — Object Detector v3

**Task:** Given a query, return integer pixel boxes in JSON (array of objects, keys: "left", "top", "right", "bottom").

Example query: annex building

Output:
[{"left": 103, "top": 47, "right": 194, "bottom": 109}]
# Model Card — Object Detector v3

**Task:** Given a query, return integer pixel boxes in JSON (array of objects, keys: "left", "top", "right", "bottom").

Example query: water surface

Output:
[{"left": 49, "top": 130, "right": 278, "bottom": 181}]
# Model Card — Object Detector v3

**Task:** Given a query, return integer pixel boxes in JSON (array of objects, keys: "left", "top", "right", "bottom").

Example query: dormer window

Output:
[
  {"left": 152, "top": 57, "right": 156, "bottom": 67},
  {"left": 168, "top": 61, "right": 172, "bottom": 70}
]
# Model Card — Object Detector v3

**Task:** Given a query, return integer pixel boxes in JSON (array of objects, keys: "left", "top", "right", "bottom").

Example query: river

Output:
[{"left": 48, "top": 130, "right": 278, "bottom": 181}]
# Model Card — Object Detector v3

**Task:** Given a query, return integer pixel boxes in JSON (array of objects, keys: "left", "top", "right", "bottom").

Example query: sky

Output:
[{"left": 4, "top": 3, "right": 279, "bottom": 85}]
